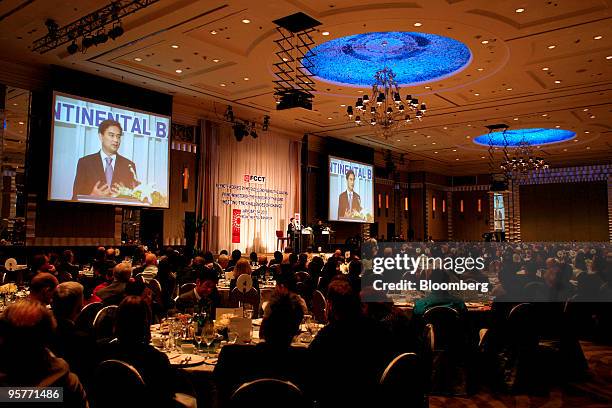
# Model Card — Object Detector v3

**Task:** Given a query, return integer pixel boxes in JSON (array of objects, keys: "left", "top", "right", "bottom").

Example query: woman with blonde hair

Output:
[{"left": 230, "top": 258, "right": 259, "bottom": 291}]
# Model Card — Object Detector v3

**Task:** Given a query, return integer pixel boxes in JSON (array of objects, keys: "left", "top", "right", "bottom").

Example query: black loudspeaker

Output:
[{"left": 185, "top": 212, "right": 196, "bottom": 252}]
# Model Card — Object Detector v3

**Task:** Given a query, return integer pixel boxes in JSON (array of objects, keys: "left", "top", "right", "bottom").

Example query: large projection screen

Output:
[
  {"left": 328, "top": 155, "right": 374, "bottom": 223},
  {"left": 49, "top": 92, "right": 170, "bottom": 208}
]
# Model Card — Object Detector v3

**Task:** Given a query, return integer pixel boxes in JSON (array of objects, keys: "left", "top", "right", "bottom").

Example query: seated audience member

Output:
[
  {"left": 99, "top": 296, "right": 177, "bottom": 407},
  {"left": 50, "top": 282, "right": 97, "bottom": 387},
  {"left": 203, "top": 251, "right": 224, "bottom": 278},
  {"left": 0, "top": 301, "right": 88, "bottom": 407},
  {"left": 156, "top": 257, "right": 177, "bottom": 310},
  {"left": 214, "top": 293, "right": 310, "bottom": 406},
  {"left": 219, "top": 249, "right": 229, "bottom": 256},
  {"left": 229, "top": 258, "right": 259, "bottom": 291},
  {"left": 28, "top": 272, "right": 59, "bottom": 306},
  {"left": 177, "top": 256, "right": 204, "bottom": 285},
  {"left": 249, "top": 251, "right": 258, "bottom": 265},
  {"left": 317, "top": 256, "right": 340, "bottom": 294},
  {"left": 309, "top": 277, "right": 394, "bottom": 408},
  {"left": 348, "top": 259, "right": 362, "bottom": 293},
  {"left": 139, "top": 253, "right": 159, "bottom": 283},
  {"left": 269, "top": 250, "right": 283, "bottom": 266},
  {"left": 56, "top": 249, "right": 79, "bottom": 282},
  {"left": 307, "top": 256, "right": 324, "bottom": 285},
  {"left": 293, "top": 253, "right": 308, "bottom": 273},
  {"left": 265, "top": 268, "right": 308, "bottom": 315},
  {"left": 30, "top": 254, "right": 49, "bottom": 278},
  {"left": 544, "top": 259, "right": 575, "bottom": 302},
  {"left": 132, "top": 245, "right": 146, "bottom": 268},
  {"left": 217, "top": 254, "right": 230, "bottom": 271},
  {"left": 96, "top": 262, "right": 132, "bottom": 305},
  {"left": 257, "top": 255, "right": 269, "bottom": 278},
  {"left": 175, "top": 266, "right": 220, "bottom": 317},
  {"left": 87, "top": 266, "right": 114, "bottom": 304},
  {"left": 413, "top": 269, "right": 467, "bottom": 316},
  {"left": 226, "top": 249, "right": 242, "bottom": 271}
]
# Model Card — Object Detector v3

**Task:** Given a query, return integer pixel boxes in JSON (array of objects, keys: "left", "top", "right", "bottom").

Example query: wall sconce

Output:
[
  {"left": 432, "top": 197, "right": 436, "bottom": 212},
  {"left": 460, "top": 199, "right": 464, "bottom": 213},
  {"left": 477, "top": 198, "right": 482, "bottom": 213},
  {"left": 378, "top": 193, "right": 382, "bottom": 209},
  {"left": 404, "top": 196, "right": 408, "bottom": 211},
  {"left": 385, "top": 193, "right": 389, "bottom": 209},
  {"left": 182, "top": 166, "right": 189, "bottom": 202},
  {"left": 442, "top": 199, "right": 446, "bottom": 213}
]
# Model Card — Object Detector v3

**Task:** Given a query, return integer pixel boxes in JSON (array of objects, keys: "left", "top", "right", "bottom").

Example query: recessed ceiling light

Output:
[
  {"left": 548, "top": 45, "right": 556, "bottom": 49},
  {"left": 210, "top": 30, "right": 217, "bottom": 35},
  {"left": 426, "top": 135, "right": 431, "bottom": 138},
  {"left": 443, "top": 127, "right": 448, "bottom": 130},
  {"left": 414, "top": 22, "right": 422, "bottom": 27},
  {"left": 574, "top": 139, "right": 578, "bottom": 142},
  {"left": 477, "top": 68, "right": 484, "bottom": 71},
  {"left": 474, "top": 93, "right": 480, "bottom": 96},
  {"left": 563, "top": 148, "right": 568, "bottom": 152},
  {"left": 175, "top": 69, "right": 182, "bottom": 73},
  {"left": 357, "top": 90, "right": 363, "bottom": 93},
  {"left": 542, "top": 67, "right": 549, "bottom": 71},
  {"left": 506, "top": 88, "right": 512, "bottom": 91},
  {"left": 555, "top": 125, "right": 560, "bottom": 128},
  {"left": 432, "top": 142, "right": 436, "bottom": 145},
  {"left": 134, "top": 57, "right": 142, "bottom": 61},
  {"left": 212, "top": 59, "right": 220, "bottom": 63},
  {"left": 171, "top": 44, "right": 179, "bottom": 49},
  {"left": 434, "top": 151, "right": 438, "bottom": 154},
  {"left": 282, "top": 57, "right": 288, "bottom": 62},
  {"left": 243, "top": 77, "right": 249, "bottom": 81},
  {"left": 452, "top": 149, "right": 457, "bottom": 152},
  {"left": 220, "top": 83, "right": 226, "bottom": 87},
  {"left": 18, "top": 121, "right": 24, "bottom": 125},
  {"left": 583, "top": 108, "right": 589, "bottom": 111},
  {"left": 340, "top": 104, "right": 346, "bottom": 107},
  {"left": 412, "top": 144, "right": 417, "bottom": 147},
  {"left": 424, "top": 86, "right": 431, "bottom": 89},
  {"left": 481, "top": 156, "right": 486, "bottom": 159},
  {"left": 481, "top": 40, "right": 489, "bottom": 44},
  {"left": 590, "top": 115, "right": 596, "bottom": 119},
  {"left": 327, "top": 117, "right": 333, "bottom": 120},
  {"left": 586, "top": 146, "right": 591, "bottom": 150},
  {"left": 397, "top": 139, "right": 401, "bottom": 142},
  {"left": 467, "top": 124, "right": 472, "bottom": 127},
  {"left": 542, "top": 114, "right": 548, "bottom": 117},
  {"left": 607, "top": 55, "right": 612, "bottom": 60},
  {"left": 242, "top": 19, "right": 251, "bottom": 24},
  {"left": 593, "top": 35, "right": 603, "bottom": 40},
  {"left": 554, "top": 80, "right": 561, "bottom": 84},
  {"left": 515, "top": 8, "right": 525, "bottom": 13},
  {"left": 12, "top": 103, "right": 17, "bottom": 106},
  {"left": 455, "top": 158, "right": 460, "bottom": 161},
  {"left": 585, "top": 131, "right": 590, "bottom": 134},
  {"left": 466, "top": 136, "right": 471, "bottom": 138},
  {"left": 321, "top": 31, "right": 330, "bottom": 36},
  {"left": 513, "top": 117, "right": 519, "bottom": 121}
]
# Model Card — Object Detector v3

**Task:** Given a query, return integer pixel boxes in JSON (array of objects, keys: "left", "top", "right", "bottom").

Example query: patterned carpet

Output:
[{"left": 430, "top": 342, "right": 612, "bottom": 408}]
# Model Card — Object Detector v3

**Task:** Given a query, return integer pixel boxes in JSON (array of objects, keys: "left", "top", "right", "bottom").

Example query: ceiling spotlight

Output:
[
  {"left": 547, "top": 44, "right": 556, "bottom": 49},
  {"left": 262, "top": 115, "right": 270, "bottom": 131},
  {"left": 67, "top": 41, "right": 78, "bottom": 54},
  {"left": 481, "top": 156, "right": 485, "bottom": 159},
  {"left": 250, "top": 129, "right": 258, "bottom": 138},
  {"left": 506, "top": 88, "right": 512, "bottom": 91},
  {"left": 452, "top": 149, "right": 457, "bottom": 152},
  {"left": 18, "top": 121, "right": 24, "bottom": 125},
  {"left": 242, "top": 19, "right": 251, "bottom": 24},
  {"left": 542, "top": 67, "right": 550, "bottom": 71},
  {"left": 94, "top": 30, "right": 108, "bottom": 45},
  {"left": 212, "top": 59, "right": 220, "bottom": 63},
  {"left": 585, "top": 131, "right": 590, "bottom": 134},
  {"left": 474, "top": 93, "right": 480, "bottom": 96},
  {"left": 589, "top": 115, "right": 596, "bottom": 119},
  {"left": 434, "top": 151, "right": 438, "bottom": 154},
  {"left": 243, "top": 77, "right": 249, "bottom": 81},
  {"left": 414, "top": 22, "right": 422, "bottom": 27},
  {"left": 513, "top": 117, "right": 519, "bottom": 120},
  {"left": 555, "top": 125, "right": 560, "bottom": 128},
  {"left": 134, "top": 57, "right": 142, "bottom": 61},
  {"left": 220, "top": 83, "right": 226, "bottom": 87},
  {"left": 171, "top": 44, "right": 179, "bottom": 48},
  {"left": 108, "top": 24, "right": 124, "bottom": 40},
  {"left": 515, "top": 8, "right": 525, "bottom": 13},
  {"left": 224, "top": 105, "right": 234, "bottom": 122},
  {"left": 321, "top": 31, "right": 330, "bottom": 36},
  {"left": 477, "top": 68, "right": 484, "bottom": 71},
  {"left": 82, "top": 36, "right": 94, "bottom": 48},
  {"left": 455, "top": 158, "right": 459, "bottom": 161},
  {"left": 586, "top": 146, "right": 591, "bottom": 150},
  {"left": 481, "top": 40, "right": 489, "bottom": 44},
  {"left": 583, "top": 108, "right": 589, "bottom": 111},
  {"left": 607, "top": 55, "right": 612, "bottom": 60},
  {"left": 210, "top": 30, "right": 217, "bottom": 35},
  {"left": 554, "top": 80, "right": 561, "bottom": 84},
  {"left": 593, "top": 35, "right": 603, "bottom": 40},
  {"left": 327, "top": 117, "right": 333, "bottom": 120},
  {"left": 175, "top": 69, "right": 182, "bottom": 73},
  {"left": 542, "top": 113, "right": 548, "bottom": 117},
  {"left": 233, "top": 124, "right": 246, "bottom": 141}
]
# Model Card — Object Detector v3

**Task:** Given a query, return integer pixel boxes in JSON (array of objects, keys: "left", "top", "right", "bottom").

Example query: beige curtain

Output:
[{"left": 204, "top": 122, "right": 300, "bottom": 254}]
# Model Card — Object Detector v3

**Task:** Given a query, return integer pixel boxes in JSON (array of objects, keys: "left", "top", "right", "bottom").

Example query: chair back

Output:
[
  {"left": 507, "top": 302, "right": 538, "bottom": 349},
  {"left": 311, "top": 289, "right": 327, "bottom": 323},
  {"left": 75, "top": 301, "right": 105, "bottom": 332},
  {"left": 275, "top": 230, "right": 284, "bottom": 239},
  {"left": 230, "top": 378, "right": 307, "bottom": 408},
  {"left": 423, "top": 306, "right": 461, "bottom": 351},
  {"left": 295, "top": 271, "right": 311, "bottom": 283},
  {"left": 380, "top": 353, "right": 427, "bottom": 408},
  {"left": 92, "top": 359, "right": 145, "bottom": 407},
  {"left": 148, "top": 278, "right": 163, "bottom": 302},
  {"left": 230, "top": 287, "right": 261, "bottom": 318},
  {"left": 93, "top": 305, "right": 119, "bottom": 340},
  {"left": 179, "top": 282, "right": 196, "bottom": 295}
]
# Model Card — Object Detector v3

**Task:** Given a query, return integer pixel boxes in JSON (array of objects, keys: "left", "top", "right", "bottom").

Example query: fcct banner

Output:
[{"left": 231, "top": 209, "right": 241, "bottom": 243}]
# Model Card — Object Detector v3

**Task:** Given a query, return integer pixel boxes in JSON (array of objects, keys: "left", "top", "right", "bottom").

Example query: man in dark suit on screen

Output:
[
  {"left": 72, "top": 119, "right": 138, "bottom": 200},
  {"left": 337, "top": 169, "right": 362, "bottom": 219}
]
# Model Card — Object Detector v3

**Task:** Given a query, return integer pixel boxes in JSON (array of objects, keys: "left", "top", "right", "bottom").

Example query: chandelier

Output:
[
  {"left": 345, "top": 41, "right": 426, "bottom": 139},
  {"left": 499, "top": 129, "right": 549, "bottom": 176}
]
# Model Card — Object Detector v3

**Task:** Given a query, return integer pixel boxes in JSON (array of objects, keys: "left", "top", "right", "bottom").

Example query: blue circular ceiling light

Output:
[
  {"left": 306, "top": 31, "right": 472, "bottom": 86},
  {"left": 473, "top": 128, "right": 576, "bottom": 147}
]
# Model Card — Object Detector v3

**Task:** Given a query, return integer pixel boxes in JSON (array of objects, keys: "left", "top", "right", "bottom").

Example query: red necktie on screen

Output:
[{"left": 105, "top": 157, "right": 113, "bottom": 187}]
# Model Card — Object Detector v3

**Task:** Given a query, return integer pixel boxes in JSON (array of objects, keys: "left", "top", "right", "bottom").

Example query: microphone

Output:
[{"left": 128, "top": 164, "right": 138, "bottom": 186}]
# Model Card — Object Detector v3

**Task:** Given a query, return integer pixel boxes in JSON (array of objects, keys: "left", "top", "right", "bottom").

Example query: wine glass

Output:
[
  {"left": 243, "top": 303, "right": 254, "bottom": 319},
  {"left": 228, "top": 331, "right": 238, "bottom": 345},
  {"left": 193, "top": 324, "right": 203, "bottom": 354},
  {"left": 203, "top": 321, "right": 215, "bottom": 358}
]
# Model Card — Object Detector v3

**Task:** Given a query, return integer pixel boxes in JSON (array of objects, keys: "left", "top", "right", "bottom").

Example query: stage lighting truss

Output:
[
  {"left": 32, "top": 0, "right": 159, "bottom": 54},
  {"left": 272, "top": 13, "right": 322, "bottom": 109}
]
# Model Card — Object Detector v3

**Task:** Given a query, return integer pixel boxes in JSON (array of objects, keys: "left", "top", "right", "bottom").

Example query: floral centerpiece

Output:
[
  {"left": 214, "top": 313, "right": 235, "bottom": 340},
  {"left": 0, "top": 283, "right": 17, "bottom": 295},
  {"left": 113, "top": 182, "right": 168, "bottom": 207}
]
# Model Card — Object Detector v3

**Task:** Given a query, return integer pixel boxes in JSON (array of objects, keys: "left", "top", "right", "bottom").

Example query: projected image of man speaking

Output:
[
  {"left": 72, "top": 119, "right": 139, "bottom": 199},
  {"left": 337, "top": 170, "right": 362, "bottom": 219}
]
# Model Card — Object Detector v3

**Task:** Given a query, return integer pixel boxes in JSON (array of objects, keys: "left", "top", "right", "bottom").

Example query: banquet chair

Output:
[
  {"left": 92, "top": 359, "right": 145, "bottom": 408},
  {"left": 148, "top": 278, "right": 163, "bottom": 302},
  {"left": 75, "top": 301, "right": 104, "bottom": 332},
  {"left": 311, "top": 289, "right": 327, "bottom": 323},
  {"left": 379, "top": 353, "right": 428, "bottom": 408},
  {"left": 276, "top": 230, "right": 290, "bottom": 251},
  {"left": 230, "top": 287, "right": 261, "bottom": 318},
  {"left": 230, "top": 378, "right": 308, "bottom": 408},
  {"left": 93, "top": 305, "right": 119, "bottom": 341},
  {"left": 179, "top": 282, "right": 196, "bottom": 295},
  {"left": 423, "top": 306, "right": 468, "bottom": 396}
]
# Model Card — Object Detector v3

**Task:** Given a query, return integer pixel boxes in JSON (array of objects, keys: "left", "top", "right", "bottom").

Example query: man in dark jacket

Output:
[
  {"left": 97, "top": 262, "right": 132, "bottom": 305},
  {"left": 175, "top": 266, "right": 220, "bottom": 317}
]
